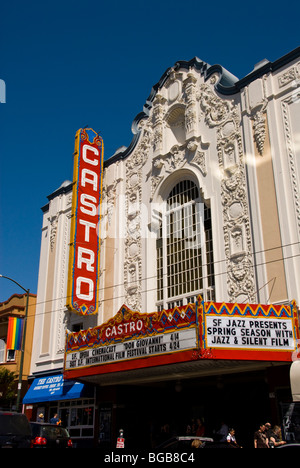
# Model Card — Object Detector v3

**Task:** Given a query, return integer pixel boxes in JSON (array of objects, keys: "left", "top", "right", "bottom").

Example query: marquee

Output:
[
  {"left": 64, "top": 302, "right": 198, "bottom": 378},
  {"left": 64, "top": 298, "right": 299, "bottom": 380},
  {"left": 198, "top": 299, "right": 299, "bottom": 361}
]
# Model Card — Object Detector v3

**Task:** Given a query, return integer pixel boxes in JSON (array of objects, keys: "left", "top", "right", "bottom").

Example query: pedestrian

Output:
[
  {"left": 215, "top": 420, "right": 229, "bottom": 442},
  {"left": 269, "top": 425, "right": 286, "bottom": 448},
  {"left": 254, "top": 423, "right": 269, "bottom": 448},
  {"left": 186, "top": 420, "right": 192, "bottom": 435},
  {"left": 195, "top": 418, "right": 205, "bottom": 436},
  {"left": 158, "top": 423, "right": 170, "bottom": 444},
  {"left": 37, "top": 413, "right": 44, "bottom": 422},
  {"left": 265, "top": 422, "right": 272, "bottom": 439},
  {"left": 50, "top": 413, "right": 61, "bottom": 425},
  {"left": 226, "top": 428, "right": 242, "bottom": 448}
]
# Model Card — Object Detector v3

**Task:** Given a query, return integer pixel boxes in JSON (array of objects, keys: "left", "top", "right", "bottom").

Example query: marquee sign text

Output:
[
  {"left": 65, "top": 328, "right": 196, "bottom": 370},
  {"left": 64, "top": 299, "right": 300, "bottom": 380},
  {"left": 205, "top": 316, "right": 295, "bottom": 350},
  {"left": 200, "top": 300, "right": 299, "bottom": 360},
  {"left": 64, "top": 303, "right": 198, "bottom": 374}
]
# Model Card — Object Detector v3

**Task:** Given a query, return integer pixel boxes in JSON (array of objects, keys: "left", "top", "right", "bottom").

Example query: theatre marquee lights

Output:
[{"left": 64, "top": 298, "right": 300, "bottom": 380}]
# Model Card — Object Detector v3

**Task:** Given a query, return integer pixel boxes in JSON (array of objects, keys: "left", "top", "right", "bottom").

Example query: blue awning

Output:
[{"left": 23, "top": 374, "right": 87, "bottom": 404}]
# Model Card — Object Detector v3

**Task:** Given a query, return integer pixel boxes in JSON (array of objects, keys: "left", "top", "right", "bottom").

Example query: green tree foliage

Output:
[{"left": 0, "top": 368, "right": 16, "bottom": 408}]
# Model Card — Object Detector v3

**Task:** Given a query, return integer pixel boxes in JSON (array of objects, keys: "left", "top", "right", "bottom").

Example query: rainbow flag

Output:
[{"left": 7, "top": 317, "right": 24, "bottom": 350}]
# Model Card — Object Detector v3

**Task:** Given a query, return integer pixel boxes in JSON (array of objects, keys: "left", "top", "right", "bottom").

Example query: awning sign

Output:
[{"left": 23, "top": 374, "right": 86, "bottom": 404}]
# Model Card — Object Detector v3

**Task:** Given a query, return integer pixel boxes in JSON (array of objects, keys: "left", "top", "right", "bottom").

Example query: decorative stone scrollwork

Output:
[
  {"left": 151, "top": 145, "right": 186, "bottom": 197},
  {"left": 222, "top": 141, "right": 238, "bottom": 173},
  {"left": 124, "top": 121, "right": 153, "bottom": 310},
  {"left": 278, "top": 66, "right": 298, "bottom": 88},
  {"left": 152, "top": 94, "right": 166, "bottom": 154},
  {"left": 103, "top": 180, "right": 120, "bottom": 226},
  {"left": 149, "top": 73, "right": 255, "bottom": 303},
  {"left": 199, "top": 83, "right": 256, "bottom": 302},
  {"left": 251, "top": 101, "right": 267, "bottom": 156},
  {"left": 58, "top": 212, "right": 71, "bottom": 354},
  {"left": 150, "top": 136, "right": 209, "bottom": 198},
  {"left": 281, "top": 95, "right": 300, "bottom": 237},
  {"left": 183, "top": 72, "right": 198, "bottom": 135},
  {"left": 188, "top": 139, "right": 207, "bottom": 176},
  {"left": 199, "top": 84, "right": 233, "bottom": 128},
  {"left": 167, "top": 72, "right": 181, "bottom": 103},
  {"left": 49, "top": 215, "right": 58, "bottom": 252},
  {"left": 230, "top": 225, "right": 245, "bottom": 259}
]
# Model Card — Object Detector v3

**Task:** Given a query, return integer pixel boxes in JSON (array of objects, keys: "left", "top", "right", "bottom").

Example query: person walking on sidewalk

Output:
[{"left": 254, "top": 423, "right": 269, "bottom": 448}]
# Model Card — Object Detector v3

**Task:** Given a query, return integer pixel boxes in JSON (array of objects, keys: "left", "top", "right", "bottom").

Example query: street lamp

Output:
[{"left": 0, "top": 274, "right": 30, "bottom": 412}]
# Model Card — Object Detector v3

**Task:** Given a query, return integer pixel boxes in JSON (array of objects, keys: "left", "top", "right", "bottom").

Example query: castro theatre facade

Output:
[{"left": 24, "top": 47, "right": 300, "bottom": 448}]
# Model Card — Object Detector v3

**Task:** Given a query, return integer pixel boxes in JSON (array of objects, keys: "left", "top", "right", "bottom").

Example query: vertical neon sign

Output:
[{"left": 67, "top": 128, "right": 104, "bottom": 315}]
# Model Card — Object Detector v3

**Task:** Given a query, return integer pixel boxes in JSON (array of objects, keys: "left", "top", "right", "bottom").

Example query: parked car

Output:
[
  {"left": 275, "top": 443, "right": 300, "bottom": 448},
  {"left": 0, "top": 411, "right": 32, "bottom": 448},
  {"left": 155, "top": 435, "right": 238, "bottom": 452},
  {"left": 30, "top": 422, "right": 72, "bottom": 448}
]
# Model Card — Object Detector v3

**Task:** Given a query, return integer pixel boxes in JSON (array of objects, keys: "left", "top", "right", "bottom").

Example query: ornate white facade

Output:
[{"left": 30, "top": 47, "right": 300, "bottom": 377}]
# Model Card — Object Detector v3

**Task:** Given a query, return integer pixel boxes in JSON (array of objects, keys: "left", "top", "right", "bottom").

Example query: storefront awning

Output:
[
  {"left": 290, "top": 361, "right": 300, "bottom": 402},
  {"left": 23, "top": 374, "right": 88, "bottom": 404}
]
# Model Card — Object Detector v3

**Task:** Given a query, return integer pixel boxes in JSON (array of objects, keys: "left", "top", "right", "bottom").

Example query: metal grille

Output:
[{"left": 156, "top": 180, "right": 215, "bottom": 309}]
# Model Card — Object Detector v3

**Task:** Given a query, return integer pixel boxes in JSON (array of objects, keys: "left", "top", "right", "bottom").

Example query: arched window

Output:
[{"left": 156, "top": 180, "right": 215, "bottom": 310}]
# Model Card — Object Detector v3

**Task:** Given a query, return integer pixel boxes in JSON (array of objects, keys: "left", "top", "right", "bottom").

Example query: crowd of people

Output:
[
  {"left": 36, "top": 412, "right": 62, "bottom": 426},
  {"left": 185, "top": 418, "right": 287, "bottom": 448},
  {"left": 213, "top": 420, "right": 242, "bottom": 448},
  {"left": 254, "top": 422, "right": 286, "bottom": 448},
  {"left": 185, "top": 418, "right": 242, "bottom": 447},
  {"left": 215, "top": 420, "right": 288, "bottom": 448}
]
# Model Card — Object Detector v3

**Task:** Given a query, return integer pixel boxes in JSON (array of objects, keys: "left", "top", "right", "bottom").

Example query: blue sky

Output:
[{"left": 0, "top": 0, "right": 299, "bottom": 302}]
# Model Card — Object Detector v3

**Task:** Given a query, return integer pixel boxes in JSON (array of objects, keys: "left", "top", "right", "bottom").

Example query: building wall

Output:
[
  {"left": 30, "top": 48, "right": 300, "bottom": 377},
  {"left": 102, "top": 68, "right": 256, "bottom": 316},
  {"left": 30, "top": 182, "right": 97, "bottom": 376},
  {"left": 243, "top": 58, "right": 300, "bottom": 305},
  {"left": 0, "top": 293, "right": 36, "bottom": 398}
]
